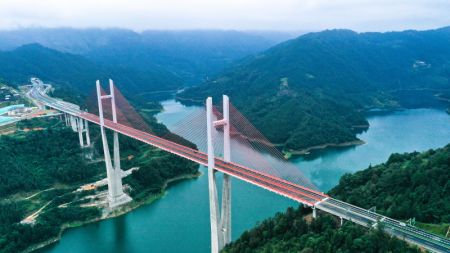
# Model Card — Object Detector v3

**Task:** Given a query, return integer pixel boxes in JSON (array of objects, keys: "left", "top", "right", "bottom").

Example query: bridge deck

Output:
[{"left": 82, "top": 112, "right": 328, "bottom": 206}]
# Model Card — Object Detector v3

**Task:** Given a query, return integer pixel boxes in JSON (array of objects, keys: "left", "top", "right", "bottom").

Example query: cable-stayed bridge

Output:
[{"left": 28, "top": 78, "right": 450, "bottom": 253}]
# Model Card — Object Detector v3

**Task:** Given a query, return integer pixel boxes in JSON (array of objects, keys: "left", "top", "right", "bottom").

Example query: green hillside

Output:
[
  {"left": 223, "top": 208, "right": 420, "bottom": 253},
  {"left": 0, "top": 44, "right": 182, "bottom": 99},
  {"left": 0, "top": 28, "right": 278, "bottom": 86},
  {"left": 223, "top": 145, "right": 450, "bottom": 252},
  {"left": 329, "top": 144, "right": 450, "bottom": 224},
  {"left": 180, "top": 27, "right": 450, "bottom": 151},
  {"left": 0, "top": 117, "right": 198, "bottom": 253}
]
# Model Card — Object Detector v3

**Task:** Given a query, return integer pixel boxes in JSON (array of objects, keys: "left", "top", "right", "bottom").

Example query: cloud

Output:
[{"left": 0, "top": 0, "right": 449, "bottom": 31}]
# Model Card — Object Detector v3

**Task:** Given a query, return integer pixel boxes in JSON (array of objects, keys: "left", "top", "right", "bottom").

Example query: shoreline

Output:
[
  {"left": 285, "top": 139, "right": 366, "bottom": 157},
  {"left": 22, "top": 172, "right": 201, "bottom": 253}
]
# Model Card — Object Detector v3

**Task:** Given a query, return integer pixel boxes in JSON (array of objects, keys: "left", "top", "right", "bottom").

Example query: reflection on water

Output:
[{"left": 113, "top": 217, "right": 126, "bottom": 252}]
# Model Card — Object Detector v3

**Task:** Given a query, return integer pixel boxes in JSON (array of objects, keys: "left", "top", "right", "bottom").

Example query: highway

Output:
[
  {"left": 29, "top": 80, "right": 450, "bottom": 253},
  {"left": 318, "top": 198, "right": 450, "bottom": 252}
]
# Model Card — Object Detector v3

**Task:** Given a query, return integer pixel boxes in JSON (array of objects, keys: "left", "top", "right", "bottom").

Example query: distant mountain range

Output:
[
  {"left": 180, "top": 27, "right": 450, "bottom": 151},
  {"left": 0, "top": 43, "right": 183, "bottom": 103},
  {"left": 0, "top": 28, "right": 288, "bottom": 86},
  {"left": 1, "top": 27, "right": 449, "bottom": 151}
]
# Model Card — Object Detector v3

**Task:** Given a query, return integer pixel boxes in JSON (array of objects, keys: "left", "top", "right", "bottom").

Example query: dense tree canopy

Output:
[
  {"left": 0, "top": 117, "right": 198, "bottom": 252},
  {"left": 181, "top": 27, "right": 450, "bottom": 151},
  {"left": 0, "top": 199, "right": 101, "bottom": 253},
  {"left": 224, "top": 145, "right": 450, "bottom": 252},
  {"left": 0, "top": 44, "right": 182, "bottom": 98},
  {"left": 223, "top": 207, "right": 419, "bottom": 253},
  {"left": 0, "top": 119, "right": 100, "bottom": 197},
  {"left": 329, "top": 144, "right": 450, "bottom": 223}
]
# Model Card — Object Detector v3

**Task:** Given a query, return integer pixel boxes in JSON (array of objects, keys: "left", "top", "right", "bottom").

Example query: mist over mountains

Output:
[
  {"left": 0, "top": 28, "right": 289, "bottom": 86},
  {"left": 0, "top": 43, "right": 183, "bottom": 103}
]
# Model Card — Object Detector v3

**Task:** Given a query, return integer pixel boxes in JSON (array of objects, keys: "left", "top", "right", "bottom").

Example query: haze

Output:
[{"left": 1, "top": 0, "right": 450, "bottom": 32}]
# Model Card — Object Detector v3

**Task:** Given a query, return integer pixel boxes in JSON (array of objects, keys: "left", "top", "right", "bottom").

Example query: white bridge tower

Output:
[
  {"left": 206, "top": 95, "right": 232, "bottom": 253},
  {"left": 96, "top": 79, "right": 132, "bottom": 208}
]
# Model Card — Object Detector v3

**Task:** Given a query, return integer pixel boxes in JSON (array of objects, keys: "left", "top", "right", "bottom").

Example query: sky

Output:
[{"left": 0, "top": 0, "right": 450, "bottom": 32}]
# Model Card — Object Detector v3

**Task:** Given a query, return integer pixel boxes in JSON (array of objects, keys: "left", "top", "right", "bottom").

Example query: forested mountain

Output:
[
  {"left": 0, "top": 43, "right": 182, "bottom": 99},
  {"left": 0, "top": 28, "right": 281, "bottom": 85},
  {"left": 223, "top": 145, "right": 450, "bottom": 252},
  {"left": 330, "top": 144, "right": 450, "bottom": 224},
  {"left": 0, "top": 117, "right": 198, "bottom": 252},
  {"left": 223, "top": 208, "right": 420, "bottom": 253},
  {"left": 180, "top": 27, "right": 450, "bottom": 151}
]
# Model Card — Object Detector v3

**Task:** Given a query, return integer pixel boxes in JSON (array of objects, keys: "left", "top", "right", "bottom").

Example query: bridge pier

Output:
[
  {"left": 69, "top": 115, "right": 78, "bottom": 132},
  {"left": 78, "top": 118, "right": 84, "bottom": 147},
  {"left": 84, "top": 119, "right": 90, "bottom": 146},
  {"left": 312, "top": 205, "right": 317, "bottom": 219},
  {"left": 96, "top": 79, "right": 131, "bottom": 209},
  {"left": 66, "top": 114, "right": 70, "bottom": 127},
  {"left": 77, "top": 117, "right": 90, "bottom": 148},
  {"left": 206, "top": 95, "right": 232, "bottom": 253},
  {"left": 64, "top": 113, "right": 90, "bottom": 148},
  {"left": 64, "top": 113, "right": 69, "bottom": 126}
]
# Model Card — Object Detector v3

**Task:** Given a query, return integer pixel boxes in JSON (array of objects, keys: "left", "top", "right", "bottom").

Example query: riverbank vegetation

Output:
[
  {"left": 223, "top": 144, "right": 449, "bottom": 252},
  {"left": 222, "top": 207, "right": 420, "bottom": 253},
  {"left": 329, "top": 144, "right": 450, "bottom": 225},
  {"left": 0, "top": 116, "right": 198, "bottom": 253},
  {"left": 0, "top": 118, "right": 101, "bottom": 197},
  {"left": 0, "top": 118, "right": 103, "bottom": 252},
  {"left": 0, "top": 193, "right": 102, "bottom": 253}
]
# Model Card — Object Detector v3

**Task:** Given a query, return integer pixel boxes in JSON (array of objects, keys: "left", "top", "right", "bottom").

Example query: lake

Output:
[{"left": 39, "top": 100, "right": 450, "bottom": 253}]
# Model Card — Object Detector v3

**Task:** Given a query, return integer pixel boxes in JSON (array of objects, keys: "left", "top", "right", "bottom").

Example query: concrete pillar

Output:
[
  {"left": 70, "top": 115, "right": 78, "bottom": 132},
  {"left": 312, "top": 206, "right": 317, "bottom": 219},
  {"left": 207, "top": 95, "right": 233, "bottom": 252},
  {"left": 110, "top": 79, "right": 124, "bottom": 199},
  {"left": 340, "top": 216, "right": 344, "bottom": 226},
  {"left": 206, "top": 97, "right": 222, "bottom": 253},
  {"left": 64, "top": 114, "right": 68, "bottom": 126},
  {"left": 78, "top": 117, "right": 84, "bottom": 147},
  {"left": 76, "top": 117, "right": 90, "bottom": 148},
  {"left": 97, "top": 80, "right": 116, "bottom": 200},
  {"left": 84, "top": 119, "right": 90, "bottom": 146},
  {"left": 110, "top": 79, "right": 121, "bottom": 171},
  {"left": 219, "top": 95, "right": 231, "bottom": 246},
  {"left": 73, "top": 116, "right": 79, "bottom": 132},
  {"left": 96, "top": 80, "right": 131, "bottom": 209}
]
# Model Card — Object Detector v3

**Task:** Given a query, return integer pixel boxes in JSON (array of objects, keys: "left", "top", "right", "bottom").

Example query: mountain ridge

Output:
[
  {"left": 180, "top": 27, "right": 450, "bottom": 151},
  {"left": 0, "top": 28, "right": 283, "bottom": 85},
  {"left": 0, "top": 43, "right": 183, "bottom": 103}
]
